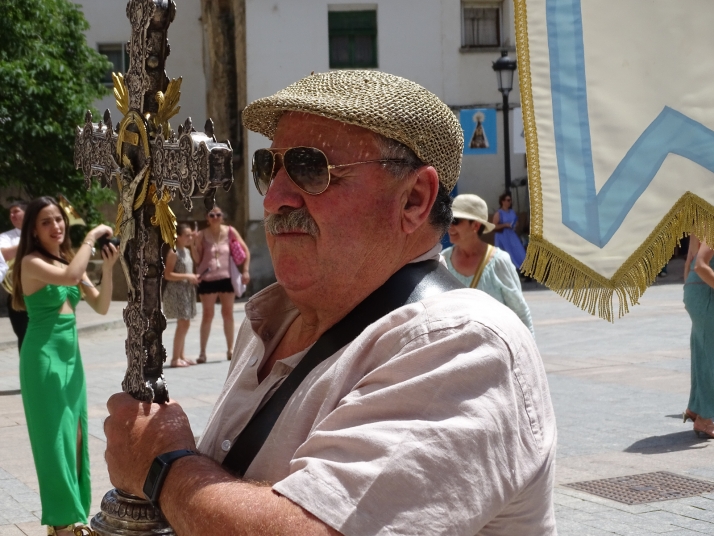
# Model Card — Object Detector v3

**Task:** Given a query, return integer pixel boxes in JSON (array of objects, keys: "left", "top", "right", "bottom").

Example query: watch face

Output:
[{"left": 143, "top": 458, "right": 166, "bottom": 501}]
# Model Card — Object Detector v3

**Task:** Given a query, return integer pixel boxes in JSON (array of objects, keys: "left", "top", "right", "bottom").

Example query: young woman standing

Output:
[
  {"left": 163, "top": 223, "right": 200, "bottom": 367},
  {"left": 13, "top": 197, "right": 119, "bottom": 535},
  {"left": 193, "top": 206, "right": 250, "bottom": 362}
]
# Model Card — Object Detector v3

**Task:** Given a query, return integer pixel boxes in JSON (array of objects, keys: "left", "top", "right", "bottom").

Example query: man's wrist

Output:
[{"left": 143, "top": 449, "right": 198, "bottom": 508}]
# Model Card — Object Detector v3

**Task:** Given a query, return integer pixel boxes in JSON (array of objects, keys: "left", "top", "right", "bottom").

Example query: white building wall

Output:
[
  {"left": 78, "top": 0, "right": 527, "bottom": 221},
  {"left": 245, "top": 0, "right": 527, "bottom": 220},
  {"left": 78, "top": 0, "right": 207, "bottom": 135}
]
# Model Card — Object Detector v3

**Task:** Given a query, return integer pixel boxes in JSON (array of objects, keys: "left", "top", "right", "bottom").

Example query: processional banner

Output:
[{"left": 516, "top": 0, "right": 714, "bottom": 320}]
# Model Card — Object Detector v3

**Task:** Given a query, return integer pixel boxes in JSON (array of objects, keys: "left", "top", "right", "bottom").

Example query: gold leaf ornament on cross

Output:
[
  {"left": 153, "top": 77, "right": 182, "bottom": 136},
  {"left": 111, "top": 73, "right": 178, "bottom": 249}
]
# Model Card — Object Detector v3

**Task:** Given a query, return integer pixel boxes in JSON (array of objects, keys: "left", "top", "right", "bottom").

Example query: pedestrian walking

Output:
[
  {"left": 163, "top": 223, "right": 199, "bottom": 368},
  {"left": 12, "top": 196, "right": 118, "bottom": 535},
  {"left": 493, "top": 192, "right": 527, "bottom": 270},
  {"left": 443, "top": 194, "right": 534, "bottom": 335},
  {"left": 682, "top": 234, "right": 714, "bottom": 439}
]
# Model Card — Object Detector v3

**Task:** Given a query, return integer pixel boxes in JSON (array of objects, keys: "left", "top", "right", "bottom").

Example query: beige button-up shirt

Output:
[{"left": 198, "top": 252, "right": 556, "bottom": 536}]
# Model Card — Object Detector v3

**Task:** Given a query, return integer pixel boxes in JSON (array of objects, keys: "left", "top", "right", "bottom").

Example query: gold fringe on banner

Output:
[
  {"left": 521, "top": 193, "right": 714, "bottom": 321},
  {"left": 514, "top": 0, "right": 543, "bottom": 239},
  {"left": 514, "top": 0, "right": 714, "bottom": 320},
  {"left": 150, "top": 185, "right": 178, "bottom": 249}
]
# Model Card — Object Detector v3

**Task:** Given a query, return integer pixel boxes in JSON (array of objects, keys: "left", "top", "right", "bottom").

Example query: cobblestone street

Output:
[{"left": 1, "top": 283, "right": 713, "bottom": 535}]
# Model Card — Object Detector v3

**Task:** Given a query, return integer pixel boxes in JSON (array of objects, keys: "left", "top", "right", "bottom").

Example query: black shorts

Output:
[{"left": 197, "top": 277, "right": 234, "bottom": 295}]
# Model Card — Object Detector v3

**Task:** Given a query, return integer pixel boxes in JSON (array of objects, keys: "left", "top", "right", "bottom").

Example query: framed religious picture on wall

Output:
[{"left": 460, "top": 108, "right": 497, "bottom": 155}]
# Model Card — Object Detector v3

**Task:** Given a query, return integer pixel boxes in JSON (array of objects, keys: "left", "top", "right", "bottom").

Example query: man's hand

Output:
[{"left": 104, "top": 393, "right": 196, "bottom": 497}]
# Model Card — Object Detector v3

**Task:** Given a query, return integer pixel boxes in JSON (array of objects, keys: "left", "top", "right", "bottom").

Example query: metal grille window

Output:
[
  {"left": 329, "top": 10, "right": 377, "bottom": 68},
  {"left": 462, "top": 6, "right": 500, "bottom": 47},
  {"left": 98, "top": 43, "right": 129, "bottom": 86}
]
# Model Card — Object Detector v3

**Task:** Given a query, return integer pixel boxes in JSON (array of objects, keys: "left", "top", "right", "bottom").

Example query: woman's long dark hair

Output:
[{"left": 12, "top": 196, "right": 75, "bottom": 311}]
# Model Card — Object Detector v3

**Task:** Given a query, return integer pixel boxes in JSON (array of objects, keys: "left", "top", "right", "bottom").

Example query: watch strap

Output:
[{"left": 143, "top": 449, "right": 198, "bottom": 508}]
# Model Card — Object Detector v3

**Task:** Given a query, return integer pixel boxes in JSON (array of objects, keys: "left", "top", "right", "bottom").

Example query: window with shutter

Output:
[
  {"left": 98, "top": 43, "right": 130, "bottom": 86},
  {"left": 462, "top": 4, "right": 501, "bottom": 48},
  {"left": 328, "top": 10, "right": 378, "bottom": 69}
]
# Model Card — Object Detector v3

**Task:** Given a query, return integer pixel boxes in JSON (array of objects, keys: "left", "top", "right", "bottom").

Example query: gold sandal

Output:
[
  {"left": 48, "top": 526, "right": 72, "bottom": 536},
  {"left": 47, "top": 524, "right": 96, "bottom": 536}
]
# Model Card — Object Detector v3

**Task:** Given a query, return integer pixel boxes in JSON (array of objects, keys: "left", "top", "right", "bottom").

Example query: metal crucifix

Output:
[{"left": 73, "top": 0, "right": 232, "bottom": 532}]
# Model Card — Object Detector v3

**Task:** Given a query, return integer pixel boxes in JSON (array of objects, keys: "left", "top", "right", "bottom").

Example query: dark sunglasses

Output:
[
  {"left": 252, "top": 146, "right": 408, "bottom": 196},
  {"left": 451, "top": 218, "right": 462, "bottom": 225},
  {"left": 208, "top": 212, "right": 223, "bottom": 218}
]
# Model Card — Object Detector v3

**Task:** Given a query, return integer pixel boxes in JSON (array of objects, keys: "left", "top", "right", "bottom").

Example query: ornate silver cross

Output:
[
  {"left": 73, "top": 0, "right": 232, "bottom": 532},
  {"left": 75, "top": 0, "right": 232, "bottom": 403}
]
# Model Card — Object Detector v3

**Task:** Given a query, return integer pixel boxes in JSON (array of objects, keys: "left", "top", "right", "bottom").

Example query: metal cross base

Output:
[{"left": 90, "top": 490, "right": 174, "bottom": 535}]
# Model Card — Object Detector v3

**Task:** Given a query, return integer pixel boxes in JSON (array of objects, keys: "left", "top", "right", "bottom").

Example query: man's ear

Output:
[{"left": 401, "top": 166, "right": 439, "bottom": 234}]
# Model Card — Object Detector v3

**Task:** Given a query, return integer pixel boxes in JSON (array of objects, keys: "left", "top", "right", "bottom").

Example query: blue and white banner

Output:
[{"left": 516, "top": 0, "right": 714, "bottom": 319}]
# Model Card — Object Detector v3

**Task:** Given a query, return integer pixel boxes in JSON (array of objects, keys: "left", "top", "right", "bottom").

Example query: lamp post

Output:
[{"left": 492, "top": 50, "right": 517, "bottom": 192}]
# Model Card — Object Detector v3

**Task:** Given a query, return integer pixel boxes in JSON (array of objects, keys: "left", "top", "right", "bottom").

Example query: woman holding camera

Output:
[{"left": 12, "top": 196, "right": 119, "bottom": 535}]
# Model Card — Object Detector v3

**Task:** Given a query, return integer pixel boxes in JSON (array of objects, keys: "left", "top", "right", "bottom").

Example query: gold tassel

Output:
[
  {"left": 150, "top": 185, "right": 177, "bottom": 249},
  {"left": 521, "top": 192, "right": 714, "bottom": 321}
]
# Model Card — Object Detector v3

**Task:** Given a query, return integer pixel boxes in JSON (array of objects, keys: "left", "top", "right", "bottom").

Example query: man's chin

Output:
[{"left": 274, "top": 271, "right": 318, "bottom": 294}]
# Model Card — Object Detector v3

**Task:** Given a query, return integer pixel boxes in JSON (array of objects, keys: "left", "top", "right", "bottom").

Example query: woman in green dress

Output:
[
  {"left": 12, "top": 197, "right": 119, "bottom": 535},
  {"left": 683, "top": 235, "right": 714, "bottom": 439}
]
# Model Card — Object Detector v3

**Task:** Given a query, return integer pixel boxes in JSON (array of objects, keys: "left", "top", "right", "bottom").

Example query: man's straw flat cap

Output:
[{"left": 243, "top": 70, "right": 464, "bottom": 192}]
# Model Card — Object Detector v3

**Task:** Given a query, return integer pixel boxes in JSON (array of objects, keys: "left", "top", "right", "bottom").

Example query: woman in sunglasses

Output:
[
  {"left": 193, "top": 207, "right": 250, "bottom": 363},
  {"left": 442, "top": 194, "right": 534, "bottom": 336}
]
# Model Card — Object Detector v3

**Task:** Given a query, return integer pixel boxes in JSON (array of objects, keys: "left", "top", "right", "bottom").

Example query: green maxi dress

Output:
[
  {"left": 19, "top": 284, "right": 90, "bottom": 525},
  {"left": 683, "top": 257, "right": 714, "bottom": 420}
]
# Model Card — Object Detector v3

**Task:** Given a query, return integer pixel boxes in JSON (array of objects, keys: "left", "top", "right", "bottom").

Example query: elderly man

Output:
[{"left": 105, "top": 71, "right": 556, "bottom": 535}]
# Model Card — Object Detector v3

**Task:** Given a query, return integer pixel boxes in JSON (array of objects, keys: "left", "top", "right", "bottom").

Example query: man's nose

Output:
[{"left": 263, "top": 166, "right": 306, "bottom": 215}]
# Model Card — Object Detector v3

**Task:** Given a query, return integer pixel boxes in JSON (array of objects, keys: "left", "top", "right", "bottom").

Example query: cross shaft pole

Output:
[{"left": 74, "top": 0, "right": 233, "bottom": 532}]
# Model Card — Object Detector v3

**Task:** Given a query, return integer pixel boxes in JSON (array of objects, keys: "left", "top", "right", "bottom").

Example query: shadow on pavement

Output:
[{"left": 624, "top": 430, "right": 710, "bottom": 454}]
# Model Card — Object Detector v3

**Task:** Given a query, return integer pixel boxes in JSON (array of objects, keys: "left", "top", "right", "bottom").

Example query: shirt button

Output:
[
  {"left": 249, "top": 355, "right": 258, "bottom": 366},
  {"left": 221, "top": 439, "right": 231, "bottom": 452}
]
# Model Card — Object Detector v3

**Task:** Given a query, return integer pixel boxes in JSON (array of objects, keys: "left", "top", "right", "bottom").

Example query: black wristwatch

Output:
[{"left": 143, "top": 449, "right": 198, "bottom": 508}]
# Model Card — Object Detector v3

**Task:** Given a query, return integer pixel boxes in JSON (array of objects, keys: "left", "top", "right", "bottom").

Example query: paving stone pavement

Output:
[{"left": 1, "top": 282, "right": 713, "bottom": 535}]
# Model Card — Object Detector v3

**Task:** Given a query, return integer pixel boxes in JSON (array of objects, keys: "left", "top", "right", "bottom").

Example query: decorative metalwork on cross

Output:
[
  {"left": 73, "top": 0, "right": 233, "bottom": 533},
  {"left": 75, "top": 0, "right": 232, "bottom": 403}
]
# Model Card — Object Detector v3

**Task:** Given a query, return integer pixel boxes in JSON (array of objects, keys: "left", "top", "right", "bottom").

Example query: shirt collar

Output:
[{"left": 245, "top": 241, "right": 443, "bottom": 335}]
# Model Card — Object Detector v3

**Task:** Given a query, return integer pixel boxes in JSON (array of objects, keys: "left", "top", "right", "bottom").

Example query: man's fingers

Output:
[{"left": 106, "top": 391, "right": 138, "bottom": 414}]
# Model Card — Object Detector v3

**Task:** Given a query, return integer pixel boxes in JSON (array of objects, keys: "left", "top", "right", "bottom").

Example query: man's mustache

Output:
[{"left": 264, "top": 208, "right": 319, "bottom": 237}]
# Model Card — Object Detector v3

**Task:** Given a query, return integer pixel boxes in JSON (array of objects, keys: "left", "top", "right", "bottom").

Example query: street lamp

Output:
[{"left": 492, "top": 50, "right": 517, "bottom": 192}]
